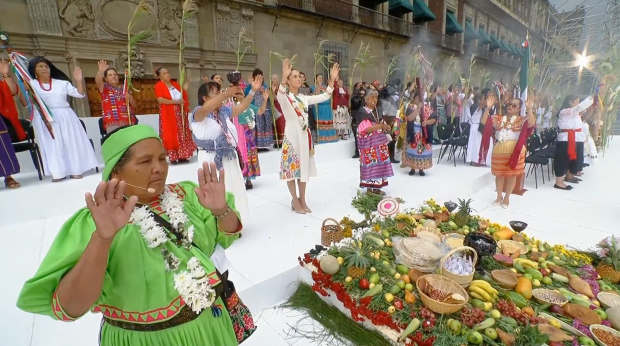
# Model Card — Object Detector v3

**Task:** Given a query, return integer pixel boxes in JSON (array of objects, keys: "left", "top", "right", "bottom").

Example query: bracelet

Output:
[
  {"left": 213, "top": 206, "right": 231, "bottom": 219},
  {"left": 248, "top": 90, "right": 256, "bottom": 96},
  {"left": 3, "top": 74, "right": 10, "bottom": 78}
]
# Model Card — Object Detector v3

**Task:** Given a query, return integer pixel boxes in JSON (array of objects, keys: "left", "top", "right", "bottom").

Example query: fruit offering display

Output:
[{"left": 294, "top": 195, "right": 620, "bottom": 346}]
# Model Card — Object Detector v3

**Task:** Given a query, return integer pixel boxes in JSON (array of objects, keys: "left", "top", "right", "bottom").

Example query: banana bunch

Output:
[
  {"left": 514, "top": 258, "right": 539, "bottom": 269},
  {"left": 395, "top": 213, "right": 416, "bottom": 224},
  {"left": 469, "top": 280, "right": 499, "bottom": 303}
]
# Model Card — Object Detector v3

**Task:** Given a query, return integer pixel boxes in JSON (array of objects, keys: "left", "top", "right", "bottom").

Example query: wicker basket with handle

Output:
[
  {"left": 440, "top": 246, "right": 478, "bottom": 287},
  {"left": 321, "top": 218, "right": 344, "bottom": 247},
  {"left": 416, "top": 274, "right": 469, "bottom": 314}
]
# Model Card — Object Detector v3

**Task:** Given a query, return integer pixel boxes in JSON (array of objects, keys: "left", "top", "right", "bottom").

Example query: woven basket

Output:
[
  {"left": 442, "top": 233, "right": 465, "bottom": 249},
  {"left": 320, "top": 218, "right": 343, "bottom": 247},
  {"left": 416, "top": 274, "right": 469, "bottom": 314},
  {"left": 497, "top": 240, "right": 529, "bottom": 255},
  {"left": 393, "top": 237, "right": 443, "bottom": 272},
  {"left": 440, "top": 246, "right": 478, "bottom": 287}
]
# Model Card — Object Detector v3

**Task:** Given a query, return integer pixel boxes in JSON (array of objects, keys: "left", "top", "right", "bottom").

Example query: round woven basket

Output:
[
  {"left": 532, "top": 289, "right": 568, "bottom": 306},
  {"left": 416, "top": 274, "right": 469, "bottom": 314},
  {"left": 442, "top": 233, "right": 465, "bottom": 249},
  {"left": 440, "top": 246, "right": 478, "bottom": 287},
  {"left": 497, "top": 240, "right": 529, "bottom": 255},
  {"left": 394, "top": 237, "right": 443, "bottom": 272},
  {"left": 320, "top": 218, "right": 343, "bottom": 246}
]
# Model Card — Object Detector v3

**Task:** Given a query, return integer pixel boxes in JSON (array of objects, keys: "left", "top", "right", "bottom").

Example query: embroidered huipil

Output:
[
  {"left": 17, "top": 182, "right": 241, "bottom": 346},
  {"left": 276, "top": 84, "right": 332, "bottom": 182}
]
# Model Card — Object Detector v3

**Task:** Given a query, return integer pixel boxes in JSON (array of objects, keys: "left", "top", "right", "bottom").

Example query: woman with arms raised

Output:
[
  {"left": 190, "top": 76, "right": 263, "bottom": 220},
  {"left": 28, "top": 57, "right": 98, "bottom": 181},
  {"left": 480, "top": 94, "right": 536, "bottom": 208},
  {"left": 17, "top": 125, "right": 250, "bottom": 346},
  {"left": 95, "top": 60, "right": 138, "bottom": 133},
  {"left": 155, "top": 67, "right": 197, "bottom": 164},
  {"left": 276, "top": 59, "right": 339, "bottom": 214}
]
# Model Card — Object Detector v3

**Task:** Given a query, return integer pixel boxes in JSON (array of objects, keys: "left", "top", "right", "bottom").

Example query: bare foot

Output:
[{"left": 492, "top": 197, "right": 503, "bottom": 206}]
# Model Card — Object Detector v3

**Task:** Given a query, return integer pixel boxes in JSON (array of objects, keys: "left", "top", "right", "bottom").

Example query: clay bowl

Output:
[
  {"left": 598, "top": 292, "right": 620, "bottom": 309},
  {"left": 491, "top": 269, "right": 518, "bottom": 289}
]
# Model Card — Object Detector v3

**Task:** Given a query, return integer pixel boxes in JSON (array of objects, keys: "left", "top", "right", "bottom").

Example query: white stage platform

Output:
[{"left": 1, "top": 138, "right": 616, "bottom": 346}]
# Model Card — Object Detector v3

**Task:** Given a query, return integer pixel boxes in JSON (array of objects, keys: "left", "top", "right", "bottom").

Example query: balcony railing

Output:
[{"left": 276, "top": 0, "right": 462, "bottom": 52}]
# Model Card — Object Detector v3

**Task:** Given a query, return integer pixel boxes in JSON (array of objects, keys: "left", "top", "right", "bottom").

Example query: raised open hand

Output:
[
  {"left": 282, "top": 58, "right": 293, "bottom": 81},
  {"left": 262, "top": 87, "right": 270, "bottom": 100},
  {"left": 329, "top": 63, "right": 340, "bottom": 83},
  {"left": 251, "top": 74, "right": 263, "bottom": 92},
  {"left": 225, "top": 86, "right": 241, "bottom": 98},
  {"left": 195, "top": 162, "right": 227, "bottom": 212},
  {"left": 85, "top": 179, "right": 138, "bottom": 240},
  {"left": 73, "top": 67, "right": 83, "bottom": 81},
  {"left": 486, "top": 94, "right": 497, "bottom": 109},
  {"left": 97, "top": 60, "right": 108, "bottom": 74},
  {"left": 0, "top": 59, "right": 10, "bottom": 75},
  {"left": 525, "top": 98, "right": 535, "bottom": 110}
]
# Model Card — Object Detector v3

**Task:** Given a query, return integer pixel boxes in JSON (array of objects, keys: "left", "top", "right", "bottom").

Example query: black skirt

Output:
[{"left": 554, "top": 141, "right": 584, "bottom": 176}]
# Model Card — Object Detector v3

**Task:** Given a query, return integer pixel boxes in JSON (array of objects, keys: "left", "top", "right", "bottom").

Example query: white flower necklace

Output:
[
  {"left": 129, "top": 186, "right": 215, "bottom": 313},
  {"left": 497, "top": 115, "right": 518, "bottom": 143}
]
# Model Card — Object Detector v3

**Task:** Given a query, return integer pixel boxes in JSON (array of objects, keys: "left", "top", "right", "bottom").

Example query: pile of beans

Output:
[{"left": 592, "top": 328, "right": 620, "bottom": 346}]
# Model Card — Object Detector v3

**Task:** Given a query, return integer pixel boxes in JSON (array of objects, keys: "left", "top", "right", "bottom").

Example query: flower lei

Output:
[
  {"left": 497, "top": 115, "right": 518, "bottom": 143},
  {"left": 129, "top": 186, "right": 215, "bottom": 313},
  {"left": 285, "top": 92, "right": 309, "bottom": 130}
]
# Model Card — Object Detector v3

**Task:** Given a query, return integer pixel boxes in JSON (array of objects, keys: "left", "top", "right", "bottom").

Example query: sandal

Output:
[
  {"left": 4, "top": 177, "right": 20, "bottom": 189},
  {"left": 52, "top": 177, "right": 67, "bottom": 183},
  {"left": 554, "top": 184, "right": 573, "bottom": 190},
  {"left": 70, "top": 175, "right": 83, "bottom": 179}
]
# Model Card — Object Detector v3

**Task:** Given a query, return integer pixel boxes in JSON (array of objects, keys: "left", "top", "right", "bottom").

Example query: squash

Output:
[
  {"left": 568, "top": 274, "right": 595, "bottom": 298},
  {"left": 515, "top": 277, "right": 533, "bottom": 300},
  {"left": 319, "top": 255, "right": 340, "bottom": 275},
  {"left": 493, "top": 228, "right": 515, "bottom": 241},
  {"left": 563, "top": 303, "right": 602, "bottom": 325},
  {"left": 404, "top": 290, "right": 416, "bottom": 304},
  {"left": 537, "top": 324, "right": 573, "bottom": 342}
]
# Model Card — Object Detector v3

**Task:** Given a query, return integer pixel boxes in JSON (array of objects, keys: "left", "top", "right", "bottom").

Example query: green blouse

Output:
[
  {"left": 16, "top": 181, "right": 241, "bottom": 346},
  {"left": 238, "top": 104, "right": 259, "bottom": 125}
]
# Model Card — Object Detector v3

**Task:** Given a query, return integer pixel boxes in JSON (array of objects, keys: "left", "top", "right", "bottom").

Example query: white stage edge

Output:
[{"left": 1, "top": 138, "right": 616, "bottom": 346}]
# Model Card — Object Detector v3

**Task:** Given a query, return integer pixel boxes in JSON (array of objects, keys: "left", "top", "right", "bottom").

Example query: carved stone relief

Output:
[
  {"left": 157, "top": 0, "right": 198, "bottom": 47},
  {"left": 216, "top": 4, "right": 255, "bottom": 52},
  {"left": 91, "top": 0, "right": 160, "bottom": 43},
  {"left": 26, "top": 0, "right": 63, "bottom": 35},
  {"left": 120, "top": 46, "right": 146, "bottom": 78},
  {"left": 59, "top": 0, "right": 95, "bottom": 38}
]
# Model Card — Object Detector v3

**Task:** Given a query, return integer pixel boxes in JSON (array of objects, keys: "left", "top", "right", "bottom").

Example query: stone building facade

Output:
[{"left": 0, "top": 0, "right": 565, "bottom": 117}]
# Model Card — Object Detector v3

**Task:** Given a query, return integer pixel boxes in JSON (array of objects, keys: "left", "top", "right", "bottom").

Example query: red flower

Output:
[{"left": 242, "top": 314, "right": 255, "bottom": 329}]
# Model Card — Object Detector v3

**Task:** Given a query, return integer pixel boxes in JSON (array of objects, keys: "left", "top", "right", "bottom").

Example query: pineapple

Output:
[
  {"left": 342, "top": 242, "right": 371, "bottom": 278},
  {"left": 454, "top": 198, "right": 473, "bottom": 228},
  {"left": 597, "top": 235, "right": 620, "bottom": 283}
]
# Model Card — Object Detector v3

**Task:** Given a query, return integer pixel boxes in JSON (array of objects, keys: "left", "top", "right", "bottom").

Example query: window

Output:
[{"left": 320, "top": 42, "right": 349, "bottom": 85}]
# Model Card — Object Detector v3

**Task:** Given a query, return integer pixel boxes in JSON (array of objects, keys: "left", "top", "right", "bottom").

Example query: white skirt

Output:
[
  {"left": 333, "top": 106, "right": 350, "bottom": 131},
  {"left": 466, "top": 124, "right": 493, "bottom": 165},
  {"left": 585, "top": 136, "right": 598, "bottom": 164},
  {"left": 197, "top": 150, "right": 249, "bottom": 220},
  {"left": 32, "top": 107, "right": 99, "bottom": 179}
]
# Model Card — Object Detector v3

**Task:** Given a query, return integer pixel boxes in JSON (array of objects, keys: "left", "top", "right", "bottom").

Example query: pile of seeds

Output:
[{"left": 592, "top": 328, "right": 620, "bottom": 346}]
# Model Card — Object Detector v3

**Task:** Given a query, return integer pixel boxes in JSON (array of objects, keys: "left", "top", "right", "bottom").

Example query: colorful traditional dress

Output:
[
  {"left": 31, "top": 79, "right": 99, "bottom": 179},
  {"left": 310, "top": 85, "right": 338, "bottom": 143},
  {"left": 402, "top": 104, "right": 434, "bottom": 170},
  {"left": 238, "top": 104, "right": 261, "bottom": 180},
  {"left": 155, "top": 81, "right": 196, "bottom": 162},
  {"left": 0, "top": 116, "right": 19, "bottom": 179},
  {"left": 490, "top": 115, "right": 528, "bottom": 177},
  {"left": 276, "top": 84, "right": 332, "bottom": 182},
  {"left": 100, "top": 83, "right": 137, "bottom": 133},
  {"left": 357, "top": 107, "right": 394, "bottom": 189},
  {"left": 332, "top": 87, "right": 350, "bottom": 132},
  {"left": 0, "top": 80, "right": 23, "bottom": 180},
  {"left": 245, "top": 84, "right": 273, "bottom": 148},
  {"left": 17, "top": 182, "right": 247, "bottom": 346},
  {"left": 190, "top": 106, "right": 249, "bottom": 220}
]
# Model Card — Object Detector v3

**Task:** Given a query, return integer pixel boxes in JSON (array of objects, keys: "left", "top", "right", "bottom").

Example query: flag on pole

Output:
[{"left": 519, "top": 35, "right": 530, "bottom": 116}]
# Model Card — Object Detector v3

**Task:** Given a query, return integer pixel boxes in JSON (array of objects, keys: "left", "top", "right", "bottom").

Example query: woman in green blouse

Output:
[{"left": 17, "top": 125, "right": 249, "bottom": 346}]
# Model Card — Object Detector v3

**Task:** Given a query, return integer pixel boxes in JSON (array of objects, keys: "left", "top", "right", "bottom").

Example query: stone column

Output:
[{"left": 352, "top": 0, "right": 360, "bottom": 24}]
